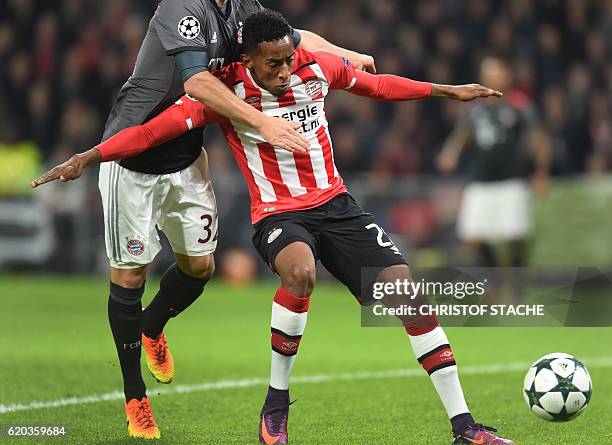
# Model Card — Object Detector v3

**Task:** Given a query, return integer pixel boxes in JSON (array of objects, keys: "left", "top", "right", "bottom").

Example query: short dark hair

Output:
[{"left": 242, "top": 9, "right": 292, "bottom": 54}]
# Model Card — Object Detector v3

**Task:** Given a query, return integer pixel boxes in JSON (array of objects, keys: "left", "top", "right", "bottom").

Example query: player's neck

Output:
[
  {"left": 215, "top": 0, "right": 228, "bottom": 7},
  {"left": 246, "top": 68, "right": 279, "bottom": 97}
]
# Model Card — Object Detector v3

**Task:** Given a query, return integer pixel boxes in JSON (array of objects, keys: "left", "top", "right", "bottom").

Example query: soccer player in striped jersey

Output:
[{"left": 32, "top": 9, "right": 513, "bottom": 445}]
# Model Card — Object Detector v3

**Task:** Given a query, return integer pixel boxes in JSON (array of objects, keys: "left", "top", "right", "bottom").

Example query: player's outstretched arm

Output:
[
  {"left": 184, "top": 71, "right": 309, "bottom": 153},
  {"left": 430, "top": 83, "right": 503, "bottom": 101},
  {"left": 32, "top": 98, "right": 211, "bottom": 188},
  {"left": 346, "top": 69, "right": 503, "bottom": 102},
  {"left": 317, "top": 54, "right": 498, "bottom": 174}
]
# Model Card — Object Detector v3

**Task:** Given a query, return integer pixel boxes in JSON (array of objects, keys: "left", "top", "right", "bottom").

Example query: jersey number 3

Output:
[{"left": 198, "top": 213, "right": 218, "bottom": 244}]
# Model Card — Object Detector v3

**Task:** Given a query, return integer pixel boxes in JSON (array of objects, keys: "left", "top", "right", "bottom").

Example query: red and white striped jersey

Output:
[
  {"left": 97, "top": 48, "right": 432, "bottom": 223},
  {"left": 212, "top": 50, "right": 358, "bottom": 222}
]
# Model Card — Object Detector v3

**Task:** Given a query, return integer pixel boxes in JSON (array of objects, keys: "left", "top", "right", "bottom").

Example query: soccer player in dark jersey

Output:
[
  {"left": 32, "top": 0, "right": 374, "bottom": 439},
  {"left": 438, "top": 57, "right": 550, "bottom": 274},
  {"left": 33, "top": 10, "right": 514, "bottom": 445}
]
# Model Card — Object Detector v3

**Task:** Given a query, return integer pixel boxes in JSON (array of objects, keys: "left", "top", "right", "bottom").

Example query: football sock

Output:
[
  {"left": 509, "top": 240, "right": 527, "bottom": 268},
  {"left": 476, "top": 243, "right": 497, "bottom": 268},
  {"left": 142, "top": 263, "right": 208, "bottom": 338},
  {"left": 406, "top": 323, "right": 472, "bottom": 429},
  {"left": 450, "top": 412, "right": 477, "bottom": 435},
  {"left": 108, "top": 282, "right": 146, "bottom": 401},
  {"left": 269, "top": 287, "right": 310, "bottom": 391},
  {"left": 264, "top": 385, "right": 290, "bottom": 408}
]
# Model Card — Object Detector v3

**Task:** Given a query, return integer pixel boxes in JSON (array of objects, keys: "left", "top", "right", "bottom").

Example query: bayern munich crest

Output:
[
  {"left": 178, "top": 16, "right": 200, "bottom": 40},
  {"left": 126, "top": 238, "right": 145, "bottom": 256}
]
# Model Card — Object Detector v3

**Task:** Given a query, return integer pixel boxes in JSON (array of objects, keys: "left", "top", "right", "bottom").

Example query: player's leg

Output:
[
  {"left": 374, "top": 265, "right": 513, "bottom": 444},
  {"left": 508, "top": 239, "right": 528, "bottom": 268},
  {"left": 252, "top": 217, "right": 319, "bottom": 445},
  {"left": 260, "top": 242, "right": 314, "bottom": 445},
  {"left": 143, "top": 254, "right": 214, "bottom": 338},
  {"left": 373, "top": 266, "right": 473, "bottom": 431},
  {"left": 457, "top": 182, "right": 499, "bottom": 267},
  {"left": 457, "top": 182, "right": 504, "bottom": 303},
  {"left": 141, "top": 253, "right": 214, "bottom": 383},
  {"left": 270, "top": 241, "right": 315, "bottom": 390},
  {"left": 465, "top": 240, "right": 501, "bottom": 303},
  {"left": 473, "top": 241, "right": 497, "bottom": 267},
  {"left": 141, "top": 152, "right": 217, "bottom": 383},
  {"left": 498, "top": 179, "right": 532, "bottom": 263},
  {"left": 99, "top": 161, "right": 162, "bottom": 439},
  {"left": 109, "top": 266, "right": 148, "bottom": 402},
  {"left": 318, "top": 194, "right": 514, "bottom": 444},
  {"left": 502, "top": 179, "right": 533, "bottom": 301},
  {"left": 110, "top": 266, "right": 160, "bottom": 440}
]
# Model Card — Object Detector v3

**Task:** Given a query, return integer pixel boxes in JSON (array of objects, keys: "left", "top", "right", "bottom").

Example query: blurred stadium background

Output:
[{"left": 1, "top": 0, "right": 612, "bottom": 276}]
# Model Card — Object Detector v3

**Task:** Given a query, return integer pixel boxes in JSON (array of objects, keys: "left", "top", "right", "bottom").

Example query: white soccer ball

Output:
[{"left": 523, "top": 353, "right": 592, "bottom": 421}]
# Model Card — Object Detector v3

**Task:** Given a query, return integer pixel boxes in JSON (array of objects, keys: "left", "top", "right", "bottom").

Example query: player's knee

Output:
[
  {"left": 111, "top": 267, "right": 147, "bottom": 290},
  {"left": 109, "top": 282, "right": 145, "bottom": 306},
  {"left": 178, "top": 255, "right": 215, "bottom": 280},
  {"left": 375, "top": 264, "right": 412, "bottom": 286},
  {"left": 283, "top": 264, "right": 316, "bottom": 297},
  {"left": 373, "top": 265, "right": 439, "bottom": 334}
]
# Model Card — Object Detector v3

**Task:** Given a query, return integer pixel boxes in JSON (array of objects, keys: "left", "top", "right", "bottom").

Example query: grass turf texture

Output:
[{"left": 1, "top": 276, "right": 610, "bottom": 444}]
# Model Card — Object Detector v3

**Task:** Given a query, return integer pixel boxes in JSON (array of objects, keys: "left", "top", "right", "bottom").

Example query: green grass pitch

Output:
[{"left": 1, "top": 276, "right": 610, "bottom": 444}]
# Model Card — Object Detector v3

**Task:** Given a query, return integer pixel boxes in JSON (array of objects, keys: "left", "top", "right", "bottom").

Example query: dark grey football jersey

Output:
[
  {"left": 465, "top": 103, "right": 537, "bottom": 182},
  {"left": 102, "top": 0, "right": 263, "bottom": 174}
]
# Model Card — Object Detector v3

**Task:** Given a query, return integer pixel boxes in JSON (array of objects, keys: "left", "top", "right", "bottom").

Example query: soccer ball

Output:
[{"left": 523, "top": 353, "right": 592, "bottom": 421}]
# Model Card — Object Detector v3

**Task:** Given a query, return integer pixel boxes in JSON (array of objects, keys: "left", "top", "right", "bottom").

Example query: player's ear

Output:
[{"left": 241, "top": 53, "right": 253, "bottom": 69}]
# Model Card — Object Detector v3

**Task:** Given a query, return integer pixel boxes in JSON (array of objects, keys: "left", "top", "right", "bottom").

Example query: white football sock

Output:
[
  {"left": 408, "top": 326, "right": 470, "bottom": 419},
  {"left": 269, "top": 288, "right": 309, "bottom": 390}
]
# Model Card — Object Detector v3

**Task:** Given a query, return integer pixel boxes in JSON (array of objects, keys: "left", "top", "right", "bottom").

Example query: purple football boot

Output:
[
  {"left": 452, "top": 423, "right": 515, "bottom": 444},
  {"left": 259, "top": 387, "right": 293, "bottom": 445}
]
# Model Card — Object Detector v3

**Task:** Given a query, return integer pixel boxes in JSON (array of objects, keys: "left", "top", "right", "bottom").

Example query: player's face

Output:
[
  {"left": 480, "top": 58, "right": 512, "bottom": 93},
  {"left": 242, "top": 36, "right": 295, "bottom": 96}
]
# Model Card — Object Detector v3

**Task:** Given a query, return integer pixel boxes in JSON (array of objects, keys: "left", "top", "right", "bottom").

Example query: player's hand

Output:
[
  {"left": 531, "top": 172, "right": 550, "bottom": 196},
  {"left": 433, "top": 84, "right": 503, "bottom": 102},
  {"left": 436, "top": 149, "right": 459, "bottom": 175},
  {"left": 31, "top": 149, "right": 101, "bottom": 188},
  {"left": 257, "top": 115, "right": 310, "bottom": 153},
  {"left": 452, "top": 84, "right": 503, "bottom": 101},
  {"left": 353, "top": 54, "right": 377, "bottom": 74}
]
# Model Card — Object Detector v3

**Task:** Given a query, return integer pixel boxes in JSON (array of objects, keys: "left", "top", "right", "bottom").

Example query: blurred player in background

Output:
[
  {"left": 34, "top": 10, "right": 514, "bottom": 445},
  {"left": 31, "top": 0, "right": 374, "bottom": 439},
  {"left": 438, "top": 57, "right": 550, "bottom": 275}
]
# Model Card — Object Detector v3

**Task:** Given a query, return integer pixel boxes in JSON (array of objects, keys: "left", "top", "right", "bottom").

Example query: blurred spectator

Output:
[
  {"left": 587, "top": 93, "right": 612, "bottom": 175},
  {"left": 27, "top": 80, "right": 56, "bottom": 154},
  {"left": 219, "top": 248, "right": 258, "bottom": 285}
]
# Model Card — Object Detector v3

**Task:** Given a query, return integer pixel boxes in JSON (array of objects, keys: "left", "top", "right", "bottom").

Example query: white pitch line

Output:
[{"left": 2, "top": 357, "right": 611, "bottom": 415}]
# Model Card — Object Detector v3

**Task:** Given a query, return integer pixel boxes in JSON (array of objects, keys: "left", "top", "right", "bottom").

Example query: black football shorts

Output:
[{"left": 252, "top": 193, "right": 407, "bottom": 305}]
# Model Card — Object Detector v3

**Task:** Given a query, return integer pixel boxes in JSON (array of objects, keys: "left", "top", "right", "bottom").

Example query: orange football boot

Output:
[
  {"left": 124, "top": 396, "right": 160, "bottom": 439},
  {"left": 142, "top": 333, "right": 174, "bottom": 384}
]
